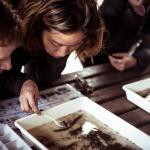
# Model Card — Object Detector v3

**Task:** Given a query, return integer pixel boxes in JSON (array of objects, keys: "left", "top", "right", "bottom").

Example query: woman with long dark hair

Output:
[{"left": 3, "top": 0, "right": 104, "bottom": 113}]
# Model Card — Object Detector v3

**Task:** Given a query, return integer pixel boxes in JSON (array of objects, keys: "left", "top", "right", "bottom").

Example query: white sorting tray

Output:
[
  {"left": 0, "top": 124, "right": 31, "bottom": 150},
  {"left": 123, "top": 77, "right": 150, "bottom": 113},
  {"left": 15, "top": 96, "right": 150, "bottom": 150}
]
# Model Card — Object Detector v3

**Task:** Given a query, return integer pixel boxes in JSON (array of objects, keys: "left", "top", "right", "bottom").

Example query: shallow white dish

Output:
[
  {"left": 15, "top": 96, "right": 150, "bottom": 150},
  {"left": 0, "top": 124, "right": 31, "bottom": 150},
  {"left": 123, "top": 77, "right": 150, "bottom": 113}
]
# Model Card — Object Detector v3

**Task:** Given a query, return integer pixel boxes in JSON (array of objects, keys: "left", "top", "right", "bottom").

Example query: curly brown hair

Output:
[
  {"left": 0, "top": 0, "right": 22, "bottom": 46},
  {"left": 18, "top": 0, "right": 104, "bottom": 60}
]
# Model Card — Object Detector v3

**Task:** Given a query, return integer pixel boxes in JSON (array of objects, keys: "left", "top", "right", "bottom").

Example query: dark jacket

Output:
[
  {"left": 0, "top": 0, "right": 68, "bottom": 96},
  {"left": 0, "top": 47, "right": 68, "bottom": 95},
  {"left": 83, "top": 0, "right": 150, "bottom": 68}
]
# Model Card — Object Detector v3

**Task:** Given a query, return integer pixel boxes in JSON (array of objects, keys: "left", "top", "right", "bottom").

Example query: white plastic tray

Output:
[
  {"left": 15, "top": 96, "right": 150, "bottom": 150},
  {"left": 0, "top": 124, "right": 31, "bottom": 150},
  {"left": 123, "top": 77, "right": 150, "bottom": 113}
]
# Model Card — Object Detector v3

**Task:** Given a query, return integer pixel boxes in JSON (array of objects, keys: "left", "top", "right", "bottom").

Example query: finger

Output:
[
  {"left": 31, "top": 102, "right": 40, "bottom": 114},
  {"left": 19, "top": 100, "right": 24, "bottom": 112},
  {"left": 28, "top": 94, "right": 40, "bottom": 114},
  {"left": 109, "top": 55, "right": 116, "bottom": 62},
  {"left": 117, "top": 59, "right": 124, "bottom": 64},
  {"left": 20, "top": 96, "right": 32, "bottom": 113},
  {"left": 109, "top": 55, "right": 121, "bottom": 63},
  {"left": 118, "top": 64, "right": 125, "bottom": 71},
  {"left": 111, "top": 59, "right": 120, "bottom": 65},
  {"left": 35, "top": 93, "right": 40, "bottom": 105},
  {"left": 110, "top": 58, "right": 124, "bottom": 71},
  {"left": 112, "top": 57, "right": 124, "bottom": 65},
  {"left": 109, "top": 57, "right": 116, "bottom": 66}
]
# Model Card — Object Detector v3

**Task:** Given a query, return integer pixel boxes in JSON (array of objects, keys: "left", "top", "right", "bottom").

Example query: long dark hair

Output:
[
  {"left": 18, "top": 0, "right": 104, "bottom": 60},
  {"left": 0, "top": 0, "right": 22, "bottom": 46}
]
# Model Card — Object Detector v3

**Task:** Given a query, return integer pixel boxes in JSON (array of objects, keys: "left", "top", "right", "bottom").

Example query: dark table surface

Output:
[
  {"left": 52, "top": 63, "right": 150, "bottom": 136},
  {"left": 0, "top": 63, "right": 150, "bottom": 137}
]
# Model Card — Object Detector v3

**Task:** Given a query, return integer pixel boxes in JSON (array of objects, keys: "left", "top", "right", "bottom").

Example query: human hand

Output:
[
  {"left": 109, "top": 53, "right": 137, "bottom": 71},
  {"left": 19, "top": 79, "right": 40, "bottom": 114}
]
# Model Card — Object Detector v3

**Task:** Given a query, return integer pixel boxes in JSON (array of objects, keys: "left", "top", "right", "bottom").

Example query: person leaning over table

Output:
[
  {"left": 83, "top": 0, "right": 150, "bottom": 72},
  {"left": 3, "top": 0, "right": 104, "bottom": 113},
  {"left": 0, "top": 0, "right": 21, "bottom": 74},
  {"left": 0, "top": 0, "right": 39, "bottom": 114}
]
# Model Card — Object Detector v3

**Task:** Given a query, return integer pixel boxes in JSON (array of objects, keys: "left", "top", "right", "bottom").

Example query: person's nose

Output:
[
  {"left": 56, "top": 46, "right": 69, "bottom": 57},
  {"left": 1, "top": 58, "right": 12, "bottom": 70}
]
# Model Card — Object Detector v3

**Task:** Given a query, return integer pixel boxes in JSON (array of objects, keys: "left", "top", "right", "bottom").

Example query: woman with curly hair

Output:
[{"left": 5, "top": 0, "right": 104, "bottom": 113}]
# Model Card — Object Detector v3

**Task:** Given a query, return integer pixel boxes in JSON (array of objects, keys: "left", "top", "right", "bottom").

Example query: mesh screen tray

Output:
[{"left": 0, "top": 124, "right": 31, "bottom": 150}]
